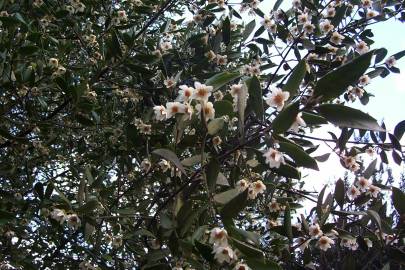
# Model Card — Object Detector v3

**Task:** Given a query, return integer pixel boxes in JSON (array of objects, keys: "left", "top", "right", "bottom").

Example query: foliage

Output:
[{"left": 0, "top": 0, "right": 404, "bottom": 269}]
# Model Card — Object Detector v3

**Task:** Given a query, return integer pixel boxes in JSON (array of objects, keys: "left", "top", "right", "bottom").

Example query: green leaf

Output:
[
  {"left": 334, "top": 179, "right": 345, "bottom": 208},
  {"left": 207, "top": 118, "right": 225, "bottom": 135},
  {"left": 284, "top": 202, "right": 292, "bottom": 241},
  {"left": 272, "top": 101, "right": 300, "bottom": 134},
  {"left": 392, "top": 49, "right": 405, "bottom": 60},
  {"left": 19, "top": 45, "right": 39, "bottom": 56},
  {"left": 242, "top": 20, "right": 256, "bottom": 41},
  {"left": 232, "top": 238, "right": 264, "bottom": 259},
  {"left": 77, "top": 199, "right": 99, "bottom": 214},
  {"left": 363, "top": 159, "right": 377, "bottom": 179},
  {"left": 246, "top": 76, "right": 264, "bottom": 120},
  {"left": 206, "top": 158, "right": 220, "bottom": 192},
  {"left": 271, "top": 163, "right": 301, "bottom": 179},
  {"left": 317, "top": 185, "right": 327, "bottom": 220},
  {"left": 222, "top": 17, "right": 231, "bottom": 45},
  {"left": 282, "top": 59, "right": 307, "bottom": 97},
  {"left": 214, "top": 100, "right": 234, "bottom": 117},
  {"left": 313, "top": 50, "right": 374, "bottom": 101},
  {"left": 181, "top": 155, "right": 205, "bottom": 167},
  {"left": 366, "top": 209, "right": 382, "bottom": 231},
  {"left": 279, "top": 141, "right": 318, "bottom": 170},
  {"left": 0, "top": 210, "right": 15, "bottom": 225},
  {"left": 247, "top": 259, "right": 282, "bottom": 270},
  {"left": 220, "top": 189, "right": 248, "bottom": 220},
  {"left": 392, "top": 187, "right": 405, "bottom": 215},
  {"left": 317, "top": 104, "right": 384, "bottom": 131},
  {"left": 152, "top": 149, "right": 187, "bottom": 175},
  {"left": 301, "top": 112, "right": 327, "bottom": 126},
  {"left": 214, "top": 188, "right": 240, "bottom": 204},
  {"left": 273, "top": 0, "right": 284, "bottom": 10},
  {"left": 205, "top": 71, "right": 241, "bottom": 90},
  {"left": 374, "top": 48, "right": 388, "bottom": 64},
  {"left": 394, "top": 120, "right": 405, "bottom": 141}
]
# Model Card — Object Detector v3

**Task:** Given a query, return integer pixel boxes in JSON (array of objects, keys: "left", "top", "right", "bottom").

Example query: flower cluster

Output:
[
  {"left": 235, "top": 179, "right": 266, "bottom": 200},
  {"left": 50, "top": 209, "right": 81, "bottom": 230},
  {"left": 208, "top": 227, "right": 250, "bottom": 269},
  {"left": 153, "top": 82, "right": 215, "bottom": 122},
  {"left": 347, "top": 176, "right": 381, "bottom": 200}
]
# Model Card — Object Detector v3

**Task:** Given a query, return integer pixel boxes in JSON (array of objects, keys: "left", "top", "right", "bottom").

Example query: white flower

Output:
[
  {"left": 112, "top": 235, "right": 123, "bottom": 248},
  {"left": 358, "top": 74, "right": 370, "bottom": 86},
  {"left": 263, "top": 148, "right": 285, "bottom": 168},
  {"left": 330, "top": 31, "right": 344, "bottom": 45},
  {"left": 289, "top": 112, "right": 306, "bottom": 132},
  {"left": 320, "top": 19, "right": 334, "bottom": 33},
  {"left": 4, "top": 230, "right": 15, "bottom": 238},
  {"left": 366, "top": 9, "right": 379, "bottom": 19},
  {"left": 264, "top": 87, "right": 290, "bottom": 111},
  {"left": 209, "top": 227, "right": 228, "bottom": 246},
  {"left": 48, "top": 58, "right": 59, "bottom": 68},
  {"left": 361, "top": 0, "right": 372, "bottom": 8},
  {"left": 234, "top": 262, "right": 251, "bottom": 270},
  {"left": 365, "top": 146, "right": 375, "bottom": 156},
  {"left": 268, "top": 198, "right": 281, "bottom": 212},
  {"left": 340, "top": 238, "right": 358, "bottom": 250},
  {"left": 192, "top": 82, "right": 213, "bottom": 102},
  {"left": 356, "top": 41, "right": 369, "bottom": 54},
  {"left": 229, "top": 84, "right": 243, "bottom": 98},
  {"left": 216, "top": 54, "right": 227, "bottom": 65},
  {"left": 303, "top": 23, "right": 315, "bottom": 34},
  {"left": 213, "top": 245, "right": 235, "bottom": 264},
  {"left": 178, "top": 85, "right": 195, "bottom": 102},
  {"left": 158, "top": 159, "right": 171, "bottom": 172},
  {"left": 66, "top": 214, "right": 81, "bottom": 230},
  {"left": 364, "top": 238, "right": 373, "bottom": 248},
  {"left": 159, "top": 41, "right": 172, "bottom": 52},
  {"left": 164, "top": 77, "right": 176, "bottom": 88},
  {"left": 212, "top": 135, "right": 222, "bottom": 146},
  {"left": 298, "top": 13, "right": 310, "bottom": 24},
  {"left": 141, "top": 158, "right": 151, "bottom": 172},
  {"left": 165, "top": 102, "right": 186, "bottom": 119},
  {"left": 213, "top": 91, "right": 224, "bottom": 101},
  {"left": 292, "top": 0, "right": 301, "bottom": 9},
  {"left": 318, "top": 236, "right": 334, "bottom": 251},
  {"left": 183, "top": 102, "right": 194, "bottom": 120},
  {"left": 205, "top": 50, "right": 216, "bottom": 61},
  {"left": 195, "top": 102, "right": 215, "bottom": 121},
  {"left": 252, "top": 180, "right": 266, "bottom": 195},
  {"left": 153, "top": 105, "right": 166, "bottom": 121},
  {"left": 356, "top": 177, "right": 370, "bottom": 192},
  {"left": 367, "top": 185, "right": 381, "bottom": 198},
  {"left": 117, "top": 10, "right": 127, "bottom": 21},
  {"left": 325, "top": 7, "right": 336, "bottom": 18},
  {"left": 385, "top": 56, "right": 396, "bottom": 68},
  {"left": 347, "top": 185, "right": 361, "bottom": 200},
  {"left": 309, "top": 223, "right": 323, "bottom": 238},
  {"left": 50, "top": 208, "right": 66, "bottom": 224},
  {"left": 236, "top": 179, "right": 249, "bottom": 192},
  {"left": 261, "top": 16, "right": 277, "bottom": 33},
  {"left": 247, "top": 186, "right": 258, "bottom": 200}
]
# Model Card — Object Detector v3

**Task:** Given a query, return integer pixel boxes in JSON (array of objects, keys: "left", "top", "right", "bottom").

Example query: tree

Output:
[{"left": 0, "top": 0, "right": 404, "bottom": 269}]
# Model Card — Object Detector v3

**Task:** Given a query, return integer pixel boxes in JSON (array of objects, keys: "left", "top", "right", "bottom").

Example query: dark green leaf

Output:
[
  {"left": 394, "top": 120, "right": 405, "bottom": 141},
  {"left": 214, "top": 100, "right": 234, "bottom": 117},
  {"left": 246, "top": 76, "right": 264, "bottom": 120},
  {"left": 220, "top": 189, "right": 248, "bottom": 220},
  {"left": 279, "top": 142, "right": 318, "bottom": 170},
  {"left": 242, "top": 20, "right": 256, "bottom": 41},
  {"left": 206, "top": 158, "right": 220, "bottom": 192},
  {"left": 272, "top": 101, "right": 300, "bottom": 134},
  {"left": 334, "top": 179, "right": 345, "bottom": 208},
  {"left": 317, "top": 104, "right": 384, "bottom": 131},
  {"left": 392, "top": 187, "right": 405, "bottom": 215},
  {"left": 222, "top": 17, "right": 231, "bottom": 45},
  {"left": 282, "top": 59, "right": 307, "bottom": 98},
  {"left": 152, "top": 149, "right": 187, "bottom": 175},
  {"left": 247, "top": 259, "right": 282, "bottom": 270},
  {"left": 205, "top": 71, "right": 241, "bottom": 90},
  {"left": 313, "top": 50, "right": 374, "bottom": 101},
  {"left": 363, "top": 159, "right": 377, "bottom": 179}
]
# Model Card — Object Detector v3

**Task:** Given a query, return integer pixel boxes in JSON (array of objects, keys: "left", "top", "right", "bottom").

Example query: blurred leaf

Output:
[
  {"left": 279, "top": 141, "right": 318, "bottom": 170},
  {"left": 232, "top": 238, "right": 264, "bottom": 258},
  {"left": 220, "top": 189, "right": 248, "bottom": 220},
  {"left": 206, "top": 158, "right": 220, "bottom": 192},
  {"left": 272, "top": 101, "right": 300, "bottom": 134},
  {"left": 205, "top": 71, "right": 241, "bottom": 91},
  {"left": 242, "top": 20, "right": 256, "bottom": 41},
  {"left": 247, "top": 259, "right": 282, "bottom": 270},
  {"left": 394, "top": 120, "right": 405, "bottom": 141},
  {"left": 364, "top": 159, "right": 377, "bottom": 179},
  {"left": 282, "top": 59, "right": 307, "bottom": 97},
  {"left": 366, "top": 209, "right": 382, "bottom": 231},
  {"left": 334, "top": 179, "right": 345, "bottom": 208},
  {"left": 214, "top": 188, "right": 240, "bottom": 204},
  {"left": 313, "top": 50, "right": 373, "bottom": 101},
  {"left": 222, "top": 17, "right": 231, "bottom": 45},
  {"left": 214, "top": 100, "right": 234, "bottom": 117},
  {"left": 392, "top": 187, "right": 405, "bottom": 215},
  {"left": 77, "top": 199, "right": 99, "bottom": 214},
  {"left": 152, "top": 149, "right": 186, "bottom": 175},
  {"left": 317, "top": 104, "right": 384, "bottom": 131},
  {"left": 246, "top": 76, "right": 264, "bottom": 120},
  {"left": 284, "top": 202, "right": 292, "bottom": 241},
  {"left": 374, "top": 48, "right": 388, "bottom": 64}
]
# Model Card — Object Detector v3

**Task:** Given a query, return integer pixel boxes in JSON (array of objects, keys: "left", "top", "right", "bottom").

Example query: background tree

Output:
[{"left": 0, "top": 0, "right": 404, "bottom": 269}]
